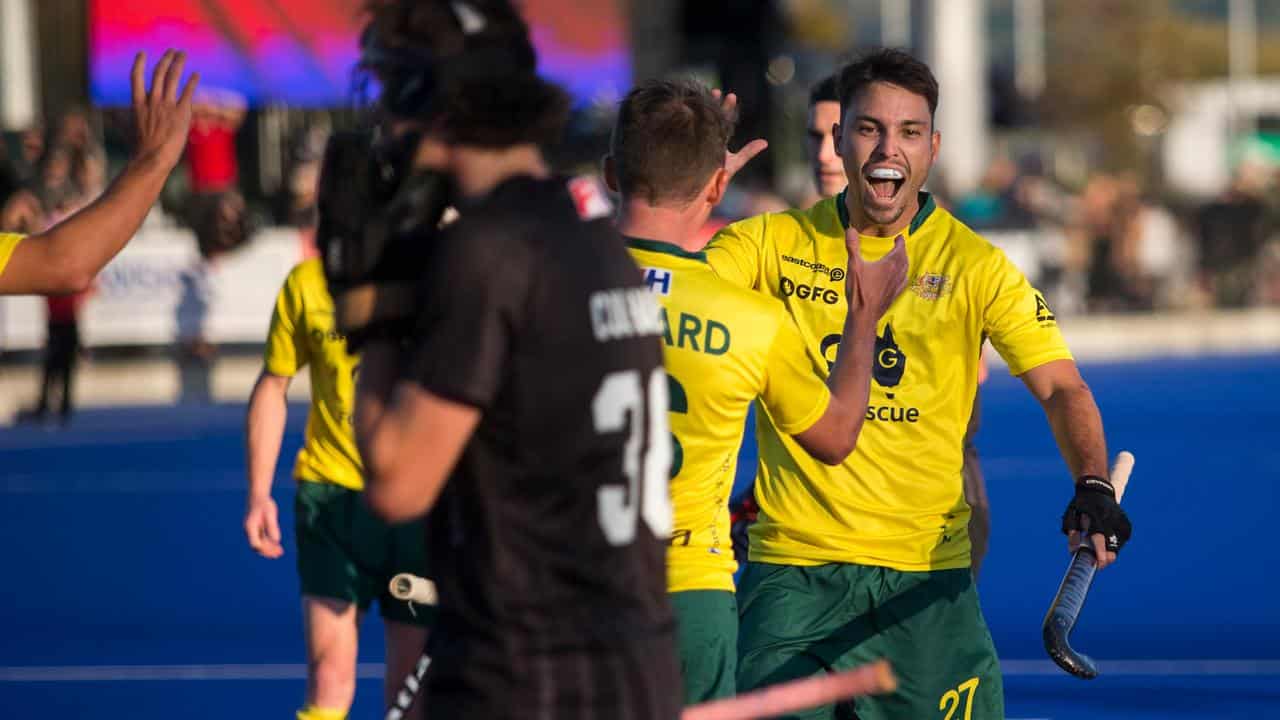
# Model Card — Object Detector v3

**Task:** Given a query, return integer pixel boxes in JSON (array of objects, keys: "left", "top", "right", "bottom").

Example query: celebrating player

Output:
[
  {"left": 707, "top": 49, "right": 1133, "bottom": 718},
  {"left": 329, "top": 1, "right": 680, "bottom": 718},
  {"left": 243, "top": 258, "right": 430, "bottom": 720},
  {"left": 603, "top": 79, "right": 907, "bottom": 704},
  {"left": 803, "top": 75, "right": 847, "bottom": 203},
  {"left": 805, "top": 73, "right": 992, "bottom": 577},
  {"left": 0, "top": 51, "right": 196, "bottom": 295}
]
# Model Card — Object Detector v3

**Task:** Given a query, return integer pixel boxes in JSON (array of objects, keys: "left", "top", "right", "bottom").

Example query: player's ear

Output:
[
  {"left": 832, "top": 123, "right": 844, "bottom": 157},
  {"left": 706, "top": 167, "right": 729, "bottom": 206},
  {"left": 931, "top": 126, "right": 940, "bottom": 164},
  {"left": 601, "top": 154, "right": 620, "bottom": 193}
]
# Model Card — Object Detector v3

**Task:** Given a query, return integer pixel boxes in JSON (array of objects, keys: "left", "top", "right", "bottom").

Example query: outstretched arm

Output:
[
  {"left": 1021, "top": 359, "right": 1108, "bottom": 479},
  {"left": 0, "top": 51, "right": 198, "bottom": 295},
  {"left": 1021, "top": 359, "right": 1127, "bottom": 569}
]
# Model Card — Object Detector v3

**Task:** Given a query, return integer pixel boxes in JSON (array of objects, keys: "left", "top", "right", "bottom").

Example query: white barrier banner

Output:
[{"left": 0, "top": 227, "right": 306, "bottom": 351}]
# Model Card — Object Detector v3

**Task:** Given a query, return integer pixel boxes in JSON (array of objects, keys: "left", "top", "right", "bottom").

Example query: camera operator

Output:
[{"left": 316, "top": 2, "right": 681, "bottom": 718}]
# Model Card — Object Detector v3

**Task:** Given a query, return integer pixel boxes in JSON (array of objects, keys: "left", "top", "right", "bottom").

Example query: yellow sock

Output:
[{"left": 296, "top": 706, "right": 347, "bottom": 720}]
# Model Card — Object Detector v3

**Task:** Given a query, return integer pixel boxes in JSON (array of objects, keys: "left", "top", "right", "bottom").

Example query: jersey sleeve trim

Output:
[
  {"left": 772, "top": 383, "right": 830, "bottom": 435},
  {"left": 0, "top": 233, "right": 24, "bottom": 278},
  {"left": 1004, "top": 348, "right": 1075, "bottom": 377},
  {"left": 262, "top": 265, "right": 307, "bottom": 377}
]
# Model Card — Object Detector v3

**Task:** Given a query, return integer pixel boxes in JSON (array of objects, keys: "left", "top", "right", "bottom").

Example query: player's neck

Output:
[
  {"left": 843, "top": 191, "right": 919, "bottom": 239},
  {"left": 450, "top": 144, "right": 549, "bottom": 199},
  {"left": 615, "top": 198, "right": 708, "bottom": 253}
]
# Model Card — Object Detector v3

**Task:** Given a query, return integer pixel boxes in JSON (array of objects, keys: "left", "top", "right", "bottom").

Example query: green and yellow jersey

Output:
[
  {"left": 264, "top": 259, "right": 363, "bottom": 491},
  {"left": 707, "top": 191, "right": 1072, "bottom": 572},
  {"left": 0, "top": 233, "right": 24, "bottom": 279},
  {"left": 626, "top": 238, "right": 831, "bottom": 593}
]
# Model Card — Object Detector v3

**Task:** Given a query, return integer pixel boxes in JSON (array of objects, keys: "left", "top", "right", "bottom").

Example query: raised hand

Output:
[
  {"left": 845, "top": 229, "right": 908, "bottom": 319},
  {"left": 130, "top": 50, "right": 199, "bottom": 170},
  {"left": 711, "top": 88, "right": 769, "bottom": 181}
]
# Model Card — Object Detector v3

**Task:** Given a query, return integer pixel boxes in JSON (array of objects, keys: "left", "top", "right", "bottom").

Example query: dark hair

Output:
[
  {"left": 808, "top": 75, "right": 839, "bottom": 107},
  {"left": 610, "top": 79, "right": 734, "bottom": 206},
  {"left": 362, "top": 0, "right": 569, "bottom": 147},
  {"left": 836, "top": 48, "right": 938, "bottom": 122}
]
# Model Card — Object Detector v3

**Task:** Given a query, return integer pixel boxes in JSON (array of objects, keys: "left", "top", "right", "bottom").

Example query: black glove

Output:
[
  {"left": 315, "top": 129, "right": 453, "bottom": 352},
  {"left": 729, "top": 495, "right": 759, "bottom": 571},
  {"left": 1061, "top": 475, "right": 1132, "bottom": 554}
]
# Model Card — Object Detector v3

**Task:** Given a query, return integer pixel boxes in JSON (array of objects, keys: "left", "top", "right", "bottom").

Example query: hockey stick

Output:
[
  {"left": 384, "top": 571, "right": 894, "bottom": 719},
  {"left": 681, "top": 660, "right": 896, "bottom": 720},
  {"left": 383, "top": 573, "right": 438, "bottom": 720},
  {"left": 1042, "top": 450, "right": 1134, "bottom": 679}
]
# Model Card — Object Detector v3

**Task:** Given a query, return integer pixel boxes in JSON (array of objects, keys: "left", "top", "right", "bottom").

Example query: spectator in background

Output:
[
  {"left": 192, "top": 189, "right": 252, "bottom": 258},
  {"left": 2, "top": 124, "right": 49, "bottom": 208},
  {"left": 34, "top": 287, "right": 91, "bottom": 424},
  {"left": 176, "top": 188, "right": 253, "bottom": 404},
  {"left": 1, "top": 188, "right": 44, "bottom": 236},
  {"left": 1195, "top": 160, "right": 1277, "bottom": 308},
  {"left": 187, "top": 88, "right": 245, "bottom": 195},
  {"left": 954, "top": 155, "right": 1038, "bottom": 231},
  {"left": 54, "top": 109, "right": 95, "bottom": 159},
  {"left": 14, "top": 124, "right": 46, "bottom": 182},
  {"left": 279, "top": 124, "right": 329, "bottom": 229},
  {"left": 1110, "top": 174, "right": 1192, "bottom": 311},
  {"left": 1076, "top": 173, "right": 1135, "bottom": 312},
  {"left": 33, "top": 145, "right": 77, "bottom": 217}
]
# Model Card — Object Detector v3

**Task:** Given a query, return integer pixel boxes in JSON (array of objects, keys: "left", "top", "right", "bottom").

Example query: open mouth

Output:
[{"left": 864, "top": 167, "right": 905, "bottom": 203}]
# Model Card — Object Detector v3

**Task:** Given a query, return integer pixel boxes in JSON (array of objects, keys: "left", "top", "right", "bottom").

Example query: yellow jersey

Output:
[
  {"left": 707, "top": 191, "right": 1072, "bottom": 571},
  {"left": 263, "top": 259, "right": 364, "bottom": 491},
  {"left": 0, "top": 233, "right": 24, "bottom": 279},
  {"left": 627, "top": 238, "right": 831, "bottom": 593}
]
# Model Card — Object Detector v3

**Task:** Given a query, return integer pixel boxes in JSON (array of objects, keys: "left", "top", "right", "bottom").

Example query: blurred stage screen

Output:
[{"left": 88, "top": 0, "right": 630, "bottom": 108}]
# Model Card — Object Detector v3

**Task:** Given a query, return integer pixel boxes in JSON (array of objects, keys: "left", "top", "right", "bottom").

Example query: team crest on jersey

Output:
[{"left": 909, "top": 272, "right": 952, "bottom": 301}]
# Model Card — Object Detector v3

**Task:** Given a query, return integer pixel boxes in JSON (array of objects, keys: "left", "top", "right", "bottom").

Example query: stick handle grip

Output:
[{"left": 389, "top": 573, "right": 437, "bottom": 606}]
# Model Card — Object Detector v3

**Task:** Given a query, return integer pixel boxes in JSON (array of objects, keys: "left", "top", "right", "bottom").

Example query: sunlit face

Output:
[
  {"left": 805, "top": 100, "right": 846, "bottom": 198},
  {"left": 835, "top": 81, "right": 939, "bottom": 233}
]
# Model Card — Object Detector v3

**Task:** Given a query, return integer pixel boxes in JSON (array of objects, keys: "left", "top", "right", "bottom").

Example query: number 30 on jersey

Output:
[{"left": 592, "top": 369, "right": 673, "bottom": 546}]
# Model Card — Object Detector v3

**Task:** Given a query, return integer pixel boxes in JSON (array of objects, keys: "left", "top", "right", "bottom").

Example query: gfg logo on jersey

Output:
[{"left": 780, "top": 276, "right": 839, "bottom": 304}]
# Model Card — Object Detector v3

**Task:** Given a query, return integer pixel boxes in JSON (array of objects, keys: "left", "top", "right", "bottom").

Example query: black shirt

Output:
[{"left": 407, "top": 175, "right": 679, "bottom": 719}]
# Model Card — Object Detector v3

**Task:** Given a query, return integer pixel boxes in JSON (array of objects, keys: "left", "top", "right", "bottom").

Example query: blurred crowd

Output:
[
  {"left": 4, "top": 98, "right": 1279, "bottom": 326},
  {"left": 944, "top": 154, "right": 1280, "bottom": 314}
]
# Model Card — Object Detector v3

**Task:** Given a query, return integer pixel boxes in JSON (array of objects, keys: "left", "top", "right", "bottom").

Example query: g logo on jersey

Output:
[{"left": 874, "top": 324, "right": 906, "bottom": 388}]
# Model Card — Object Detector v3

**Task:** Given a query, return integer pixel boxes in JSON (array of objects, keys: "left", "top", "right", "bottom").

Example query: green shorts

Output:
[
  {"left": 294, "top": 480, "right": 433, "bottom": 626},
  {"left": 671, "top": 589, "right": 738, "bottom": 704},
  {"left": 736, "top": 562, "right": 1003, "bottom": 720}
]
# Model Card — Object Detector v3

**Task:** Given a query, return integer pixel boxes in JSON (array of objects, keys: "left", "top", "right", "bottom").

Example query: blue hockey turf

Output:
[{"left": 1, "top": 353, "right": 1277, "bottom": 718}]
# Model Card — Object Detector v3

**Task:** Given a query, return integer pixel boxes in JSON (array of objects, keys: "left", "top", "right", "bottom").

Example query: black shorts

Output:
[{"left": 425, "top": 631, "right": 682, "bottom": 720}]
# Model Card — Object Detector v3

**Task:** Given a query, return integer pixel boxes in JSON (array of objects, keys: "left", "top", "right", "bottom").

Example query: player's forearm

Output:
[
  {"left": 30, "top": 153, "right": 172, "bottom": 293},
  {"left": 1041, "top": 382, "right": 1109, "bottom": 480},
  {"left": 354, "top": 340, "right": 402, "bottom": 485},
  {"left": 245, "top": 372, "right": 290, "bottom": 499},
  {"left": 795, "top": 315, "right": 877, "bottom": 464}
]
